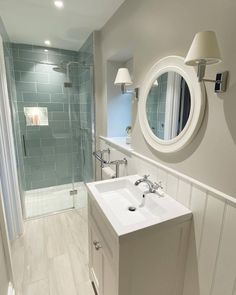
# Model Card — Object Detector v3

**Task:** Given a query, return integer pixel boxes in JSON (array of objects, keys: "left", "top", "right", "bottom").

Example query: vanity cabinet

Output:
[{"left": 88, "top": 192, "right": 191, "bottom": 295}]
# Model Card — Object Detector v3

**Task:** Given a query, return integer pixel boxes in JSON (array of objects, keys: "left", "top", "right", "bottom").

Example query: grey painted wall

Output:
[{"left": 96, "top": 0, "right": 236, "bottom": 197}]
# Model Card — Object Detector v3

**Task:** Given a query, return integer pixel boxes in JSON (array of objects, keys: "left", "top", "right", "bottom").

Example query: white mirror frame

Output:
[{"left": 139, "top": 56, "right": 206, "bottom": 153}]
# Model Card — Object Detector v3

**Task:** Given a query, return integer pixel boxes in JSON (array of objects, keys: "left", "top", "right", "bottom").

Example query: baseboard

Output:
[{"left": 8, "top": 283, "right": 15, "bottom": 295}]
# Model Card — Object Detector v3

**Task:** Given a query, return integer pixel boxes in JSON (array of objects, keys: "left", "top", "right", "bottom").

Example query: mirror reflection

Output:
[{"left": 146, "top": 71, "right": 191, "bottom": 140}]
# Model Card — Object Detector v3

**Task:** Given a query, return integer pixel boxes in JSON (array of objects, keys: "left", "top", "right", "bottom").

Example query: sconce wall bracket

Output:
[
  {"left": 201, "top": 71, "right": 228, "bottom": 93},
  {"left": 120, "top": 84, "right": 139, "bottom": 100}
]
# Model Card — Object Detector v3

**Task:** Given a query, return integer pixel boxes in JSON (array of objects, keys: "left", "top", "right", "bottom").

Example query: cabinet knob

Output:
[{"left": 93, "top": 240, "right": 102, "bottom": 250}]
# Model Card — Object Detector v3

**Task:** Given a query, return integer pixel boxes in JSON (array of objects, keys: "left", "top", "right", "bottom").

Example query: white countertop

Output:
[{"left": 87, "top": 175, "right": 192, "bottom": 237}]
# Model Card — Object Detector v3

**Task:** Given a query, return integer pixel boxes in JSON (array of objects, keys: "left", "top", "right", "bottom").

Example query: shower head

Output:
[{"left": 52, "top": 65, "right": 66, "bottom": 73}]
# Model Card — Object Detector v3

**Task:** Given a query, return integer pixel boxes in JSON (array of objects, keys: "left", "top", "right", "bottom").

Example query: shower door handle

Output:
[{"left": 22, "top": 135, "right": 27, "bottom": 157}]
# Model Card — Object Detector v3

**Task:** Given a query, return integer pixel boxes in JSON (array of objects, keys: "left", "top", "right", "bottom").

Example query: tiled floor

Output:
[
  {"left": 11, "top": 208, "right": 94, "bottom": 295},
  {"left": 25, "top": 183, "right": 88, "bottom": 218}
]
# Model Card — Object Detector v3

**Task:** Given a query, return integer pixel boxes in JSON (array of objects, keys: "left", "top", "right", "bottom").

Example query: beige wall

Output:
[{"left": 96, "top": 0, "right": 236, "bottom": 197}]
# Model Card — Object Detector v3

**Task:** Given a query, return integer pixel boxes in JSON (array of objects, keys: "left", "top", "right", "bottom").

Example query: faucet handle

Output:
[
  {"left": 154, "top": 181, "right": 163, "bottom": 190},
  {"left": 143, "top": 174, "right": 150, "bottom": 179}
]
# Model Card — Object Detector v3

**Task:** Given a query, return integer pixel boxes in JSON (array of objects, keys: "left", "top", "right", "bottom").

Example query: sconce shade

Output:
[
  {"left": 185, "top": 31, "right": 222, "bottom": 66},
  {"left": 114, "top": 68, "right": 133, "bottom": 85}
]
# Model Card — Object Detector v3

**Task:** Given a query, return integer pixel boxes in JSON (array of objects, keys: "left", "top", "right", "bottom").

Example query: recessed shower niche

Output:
[{"left": 24, "top": 107, "right": 49, "bottom": 126}]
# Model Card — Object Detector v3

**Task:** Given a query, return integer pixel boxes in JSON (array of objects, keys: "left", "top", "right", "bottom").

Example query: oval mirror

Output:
[
  {"left": 139, "top": 56, "right": 205, "bottom": 153},
  {"left": 146, "top": 71, "right": 191, "bottom": 140}
]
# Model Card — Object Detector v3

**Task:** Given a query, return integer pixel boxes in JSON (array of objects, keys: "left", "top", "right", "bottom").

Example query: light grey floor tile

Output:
[{"left": 11, "top": 208, "right": 90, "bottom": 295}]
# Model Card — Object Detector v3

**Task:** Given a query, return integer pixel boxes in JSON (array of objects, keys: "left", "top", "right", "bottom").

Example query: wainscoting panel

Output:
[{"left": 99, "top": 137, "right": 236, "bottom": 295}]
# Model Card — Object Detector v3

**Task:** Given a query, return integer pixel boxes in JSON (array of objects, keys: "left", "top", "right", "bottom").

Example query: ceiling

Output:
[{"left": 0, "top": 0, "right": 126, "bottom": 51}]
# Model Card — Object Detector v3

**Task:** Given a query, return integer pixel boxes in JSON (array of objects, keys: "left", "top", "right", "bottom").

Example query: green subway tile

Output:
[
  {"left": 56, "top": 177, "right": 72, "bottom": 186},
  {"left": 51, "top": 93, "right": 68, "bottom": 102},
  {"left": 48, "top": 121, "right": 64, "bottom": 130},
  {"left": 26, "top": 139, "right": 41, "bottom": 148},
  {"left": 14, "top": 71, "right": 21, "bottom": 81},
  {"left": 55, "top": 145, "right": 71, "bottom": 154},
  {"left": 12, "top": 48, "right": 19, "bottom": 57},
  {"left": 27, "top": 147, "right": 43, "bottom": 156},
  {"left": 20, "top": 72, "right": 48, "bottom": 83},
  {"left": 31, "top": 177, "right": 57, "bottom": 189},
  {"left": 41, "top": 139, "right": 55, "bottom": 146},
  {"left": 24, "top": 156, "right": 41, "bottom": 167},
  {"left": 41, "top": 146, "right": 55, "bottom": 155},
  {"left": 19, "top": 50, "right": 48, "bottom": 63},
  {"left": 38, "top": 103, "right": 63, "bottom": 111},
  {"left": 26, "top": 128, "right": 52, "bottom": 140},
  {"left": 37, "top": 83, "right": 62, "bottom": 94},
  {"left": 52, "top": 112, "right": 69, "bottom": 121},
  {"left": 12, "top": 43, "right": 33, "bottom": 51},
  {"left": 55, "top": 138, "right": 66, "bottom": 145},
  {"left": 23, "top": 92, "right": 50, "bottom": 102},
  {"left": 16, "top": 81, "right": 36, "bottom": 92},
  {"left": 25, "top": 178, "right": 32, "bottom": 190},
  {"left": 14, "top": 60, "right": 35, "bottom": 72},
  {"left": 16, "top": 91, "right": 23, "bottom": 101},
  {"left": 17, "top": 102, "right": 38, "bottom": 110},
  {"left": 43, "top": 169, "right": 57, "bottom": 180},
  {"left": 35, "top": 63, "right": 54, "bottom": 73},
  {"left": 40, "top": 154, "right": 56, "bottom": 163},
  {"left": 18, "top": 112, "right": 26, "bottom": 122},
  {"left": 47, "top": 53, "right": 72, "bottom": 65},
  {"left": 33, "top": 46, "right": 61, "bottom": 55},
  {"left": 60, "top": 49, "right": 77, "bottom": 56},
  {"left": 49, "top": 72, "right": 66, "bottom": 84},
  {"left": 31, "top": 169, "right": 45, "bottom": 180}
]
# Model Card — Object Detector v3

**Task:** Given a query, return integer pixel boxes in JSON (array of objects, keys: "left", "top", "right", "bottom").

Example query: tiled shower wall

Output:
[
  {"left": 99, "top": 137, "right": 236, "bottom": 295},
  {"left": 146, "top": 72, "right": 167, "bottom": 139},
  {"left": 12, "top": 35, "right": 94, "bottom": 190}
]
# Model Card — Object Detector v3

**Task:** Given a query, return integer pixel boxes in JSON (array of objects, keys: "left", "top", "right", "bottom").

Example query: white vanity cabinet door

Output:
[
  {"left": 89, "top": 225, "right": 103, "bottom": 294},
  {"left": 89, "top": 220, "right": 117, "bottom": 295},
  {"left": 103, "top": 253, "right": 116, "bottom": 295}
]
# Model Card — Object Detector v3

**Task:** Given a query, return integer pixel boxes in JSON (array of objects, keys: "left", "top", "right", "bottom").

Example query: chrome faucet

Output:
[
  {"left": 134, "top": 175, "right": 163, "bottom": 193},
  {"left": 134, "top": 175, "right": 163, "bottom": 208}
]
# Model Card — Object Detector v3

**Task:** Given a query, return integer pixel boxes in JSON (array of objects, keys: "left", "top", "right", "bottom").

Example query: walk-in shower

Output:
[{"left": 10, "top": 36, "right": 95, "bottom": 218}]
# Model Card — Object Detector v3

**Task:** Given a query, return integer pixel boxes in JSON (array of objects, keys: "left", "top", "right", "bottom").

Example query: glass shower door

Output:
[
  {"left": 10, "top": 39, "right": 95, "bottom": 219},
  {"left": 65, "top": 62, "right": 95, "bottom": 210}
]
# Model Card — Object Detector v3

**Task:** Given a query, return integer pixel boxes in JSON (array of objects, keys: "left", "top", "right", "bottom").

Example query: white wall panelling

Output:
[{"left": 99, "top": 137, "right": 236, "bottom": 295}]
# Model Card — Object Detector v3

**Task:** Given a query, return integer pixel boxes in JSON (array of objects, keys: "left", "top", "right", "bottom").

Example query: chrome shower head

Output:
[{"left": 52, "top": 66, "right": 66, "bottom": 73}]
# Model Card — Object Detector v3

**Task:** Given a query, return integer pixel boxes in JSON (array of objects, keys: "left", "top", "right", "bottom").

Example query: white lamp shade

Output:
[
  {"left": 114, "top": 68, "right": 133, "bottom": 85},
  {"left": 185, "top": 31, "right": 222, "bottom": 66}
]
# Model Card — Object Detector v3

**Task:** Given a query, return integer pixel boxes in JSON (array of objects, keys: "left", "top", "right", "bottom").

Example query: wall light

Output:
[
  {"left": 185, "top": 31, "right": 228, "bottom": 93},
  {"left": 114, "top": 68, "right": 139, "bottom": 99}
]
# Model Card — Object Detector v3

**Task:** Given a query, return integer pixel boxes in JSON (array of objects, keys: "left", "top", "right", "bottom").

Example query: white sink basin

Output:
[{"left": 87, "top": 175, "right": 192, "bottom": 236}]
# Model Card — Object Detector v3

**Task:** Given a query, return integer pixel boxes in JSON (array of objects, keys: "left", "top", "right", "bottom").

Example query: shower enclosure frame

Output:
[
  {"left": 12, "top": 56, "right": 96, "bottom": 219},
  {"left": 0, "top": 35, "right": 24, "bottom": 238}
]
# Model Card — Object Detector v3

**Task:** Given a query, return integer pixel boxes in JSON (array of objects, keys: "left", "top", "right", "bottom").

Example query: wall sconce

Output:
[
  {"left": 185, "top": 31, "right": 228, "bottom": 93},
  {"left": 114, "top": 68, "right": 139, "bottom": 99}
]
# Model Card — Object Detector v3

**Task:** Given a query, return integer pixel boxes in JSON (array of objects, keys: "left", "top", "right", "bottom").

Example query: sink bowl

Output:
[{"left": 87, "top": 175, "right": 192, "bottom": 236}]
